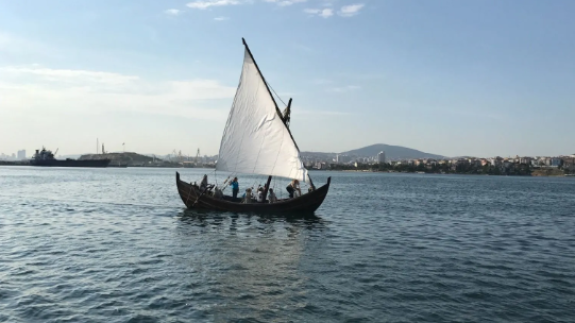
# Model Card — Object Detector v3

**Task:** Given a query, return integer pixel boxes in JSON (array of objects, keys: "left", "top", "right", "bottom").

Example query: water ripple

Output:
[{"left": 1, "top": 168, "right": 575, "bottom": 322}]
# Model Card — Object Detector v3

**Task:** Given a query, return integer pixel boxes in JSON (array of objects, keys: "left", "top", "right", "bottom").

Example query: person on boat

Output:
[
  {"left": 294, "top": 187, "right": 301, "bottom": 198},
  {"left": 242, "top": 188, "right": 252, "bottom": 203},
  {"left": 268, "top": 188, "right": 278, "bottom": 203},
  {"left": 200, "top": 175, "right": 208, "bottom": 191},
  {"left": 229, "top": 177, "right": 239, "bottom": 199},
  {"left": 286, "top": 179, "right": 301, "bottom": 198},
  {"left": 214, "top": 187, "right": 223, "bottom": 199},
  {"left": 256, "top": 187, "right": 264, "bottom": 203}
]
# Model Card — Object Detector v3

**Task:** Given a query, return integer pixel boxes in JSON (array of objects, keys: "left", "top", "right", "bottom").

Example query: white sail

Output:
[{"left": 216, "top": 46, "right": 310, "bottom": 183}]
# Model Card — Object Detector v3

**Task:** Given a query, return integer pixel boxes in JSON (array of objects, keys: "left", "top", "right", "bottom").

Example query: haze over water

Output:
[{"left": 1, "top": 167, "right": 574, "bottom": 322}]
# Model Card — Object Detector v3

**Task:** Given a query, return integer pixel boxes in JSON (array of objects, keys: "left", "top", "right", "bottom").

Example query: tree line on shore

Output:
[{"left": 327, "top": 162, "right": 573, "bottom": 176}]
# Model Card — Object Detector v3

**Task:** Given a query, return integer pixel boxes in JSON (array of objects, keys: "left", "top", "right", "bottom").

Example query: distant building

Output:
[
  {"left": 377, "top": 151, "right": 386, "bottom": 164},
  {"left": 17, "top": 150, "right": 26, "bottom": 160},
  {"left": 519, "top": 157, "right": 532, "bottom": 165},
  {"left": 335, "top": 154, "right": 352, "bottom": 165},
  {"left": 562, "top": 157, "right": 575, "bottom": 171},
  {"left": 491, "top": 157, "right": 503, "bottom": 166},
  {"left": 547, "top": 157, "right": 562, "bottom": 168}
]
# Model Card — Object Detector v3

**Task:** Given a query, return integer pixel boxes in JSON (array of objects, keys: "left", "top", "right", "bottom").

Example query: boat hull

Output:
[
  {"left": 176, "top": 172, "right": 330, "bottom": 214},
  {"left": 30, "top": 159, "right": 111, "bottom": 167}
]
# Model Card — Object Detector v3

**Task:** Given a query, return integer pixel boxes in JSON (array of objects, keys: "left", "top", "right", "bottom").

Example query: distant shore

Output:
[
  {"left": 0, "top": 162, "right": 215, "bottom": 169},
  {"left": 310, "top": 168, "right": 574, "bottom": 177},
  {"left": 2, "top": 162, "right": 572, "bottom": 177}
]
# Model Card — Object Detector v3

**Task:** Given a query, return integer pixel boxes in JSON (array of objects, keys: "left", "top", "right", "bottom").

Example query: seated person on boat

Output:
[
  {"left": 268, "top": 188, "right": 278, "bottom": 203},
  {"left": 256, "top": 187, "right": 265, "bottom": 202},
  {"left": 242, "top": 188, "right": 253, "bottom": 203},
  {"left": 286, "top": 179, "right": 301, "bottom": 198}
]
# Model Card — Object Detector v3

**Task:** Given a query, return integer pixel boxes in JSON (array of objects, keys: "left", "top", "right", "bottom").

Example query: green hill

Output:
[
  {"left": 341, "top": 144, "right": 446, "bottom": 160},
  {"left": 79, "top": 152, "right": 160, "bottom": 166}
]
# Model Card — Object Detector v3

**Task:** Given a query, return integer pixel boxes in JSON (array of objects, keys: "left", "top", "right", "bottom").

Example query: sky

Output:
[{"left": 1, "top": 0, "right": 574, "bottom": 158}]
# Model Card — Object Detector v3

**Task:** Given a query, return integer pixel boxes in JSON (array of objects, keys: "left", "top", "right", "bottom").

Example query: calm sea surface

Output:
[{"left": 1, "top": 167, "right": 574, "bottom": 323}]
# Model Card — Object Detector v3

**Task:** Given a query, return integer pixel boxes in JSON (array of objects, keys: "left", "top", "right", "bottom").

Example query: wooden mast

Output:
[
  {"left": 262, "top": 175, "right": 272, "bottom": 202},
  {"left": 283, "top": 98, "right": 292, "bottom": 127}
]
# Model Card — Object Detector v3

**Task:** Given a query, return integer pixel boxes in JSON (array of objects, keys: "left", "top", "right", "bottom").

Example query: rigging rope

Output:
[{"left": 267, "top": 82, "right": 287, "bottom": 107}]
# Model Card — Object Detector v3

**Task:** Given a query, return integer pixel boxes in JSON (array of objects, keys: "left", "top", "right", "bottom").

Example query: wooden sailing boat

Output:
[{"left": 176, "top": 38, "right": 331, "bottom": 214}]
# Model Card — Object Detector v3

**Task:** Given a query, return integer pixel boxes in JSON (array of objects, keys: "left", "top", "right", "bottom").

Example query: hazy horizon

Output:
[
  {"left": 3, "top": 142, "right": 573, "bottom": 160},
  {"left": 1, "top": 0, "right": 574, "bottom": 157}
]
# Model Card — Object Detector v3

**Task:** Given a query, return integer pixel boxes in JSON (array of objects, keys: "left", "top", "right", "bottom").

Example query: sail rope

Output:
[
  {"left": 218, "top": 173, "right": 235, "bottom": 192},
  {"left": 267, "top": 80, "right": 313, "bottom": 187},
  {"left": 267, "top": 82, "right": 287, "bottom": 108},
  {"left": 273, "top": 176, "right": 281, "bottom": 199}
]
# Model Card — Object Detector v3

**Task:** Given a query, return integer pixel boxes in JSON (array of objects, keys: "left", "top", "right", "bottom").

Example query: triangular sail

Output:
[{"left": 216, "top": 41, "right": 310, "bottom": 183}]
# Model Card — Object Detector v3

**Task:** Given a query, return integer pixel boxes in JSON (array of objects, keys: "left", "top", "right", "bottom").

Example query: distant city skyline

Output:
[
  {"left": 1, "top": 142, "right": 573, "bottom": 162},
  {"left": 1, "top": 1, "right": 574, "bottom": 157}
]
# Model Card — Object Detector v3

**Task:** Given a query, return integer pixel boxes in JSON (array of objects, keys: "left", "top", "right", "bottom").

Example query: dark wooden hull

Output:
[{"left": 176, "top": 172, "right": 330, "bottom": 214}]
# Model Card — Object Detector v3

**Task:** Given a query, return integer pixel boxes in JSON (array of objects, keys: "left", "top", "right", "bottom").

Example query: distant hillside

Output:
[
  {"left": 341, "top": 144, "right": 446, "bottom": 160},
  {"left": 301, "top": 144, "right": 446, "bottom": 161},
  {"left": 79, "top": 152, "right": 163, "bottom": 166},
  {"left": 300, "top": 151, "right": 335, "bottom": 159}
]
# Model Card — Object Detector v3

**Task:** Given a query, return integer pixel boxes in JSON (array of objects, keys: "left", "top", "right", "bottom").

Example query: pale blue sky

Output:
[{"left": 1, "top": 0, "right": 573, "bottom": 157}]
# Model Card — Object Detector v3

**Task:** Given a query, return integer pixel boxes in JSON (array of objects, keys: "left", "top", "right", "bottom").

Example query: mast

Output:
[
  {"left": 283, "top": 98, "right": 292, "bottom": 128},
  {"left": 262, "top": 175, "right": 272, "bottom": 202},
  {"left": 241, "top": 38, "right": 313, "bottom": 184}
]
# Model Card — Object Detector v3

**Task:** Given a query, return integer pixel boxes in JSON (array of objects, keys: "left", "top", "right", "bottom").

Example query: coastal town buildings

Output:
[
  {"left": 297, "top": 151, "right": 575, "bottom": 174},
  {"left": 2, "top": 147, "right": 573, "bottom": 173},
  {"left": 377, "top": 151, "right": 386, "bottom": 164}
]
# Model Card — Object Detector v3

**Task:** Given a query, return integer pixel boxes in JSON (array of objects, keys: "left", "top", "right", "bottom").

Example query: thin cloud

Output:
[
  {"left": 1, "top": 66, "right": 140, "bottom": 85},
  {"left": 338, "top": 4, "right": 364, "bottom": 17},
  {"left": 0, "top": 32, "right": 55, "bottom": 57},
  {"left": 304, "top": 8, "right": 319, "bottom": 14},
  {"left": 187, "top": 0, "right": 240, "bottom": 9},
  {"left": 304, "top": 8, "right": 333, "bottom": 18},
  {"left": 214, "top": 16, "right": 230, "bottom": 21},
  {"left": 264, "top": 0, "right": 307, "bottom": 6},
  {"left": 164, "top": 8, "right": 182, "bottom": 15},
  {"left": 0, "top": 66, "right": 237, "bottom": 120}
]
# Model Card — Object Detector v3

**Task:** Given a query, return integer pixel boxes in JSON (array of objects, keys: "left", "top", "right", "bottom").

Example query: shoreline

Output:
[
  {"left": 310, "top": 169, "right": 573, "bottom": 177},
  {"left": 2, "top": 163, "right": 571, "bottom": 177},
  {"left": 0, "top": 163, "right": 215, "bottom": 169}
]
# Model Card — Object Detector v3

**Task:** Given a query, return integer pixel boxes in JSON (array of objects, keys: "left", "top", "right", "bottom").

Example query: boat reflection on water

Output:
[
  {"left": 173, "top": 210, "right": 328, "bottom": 321},
  {"left": 177, "top": 209, "right": 326, "bottom": 227}
]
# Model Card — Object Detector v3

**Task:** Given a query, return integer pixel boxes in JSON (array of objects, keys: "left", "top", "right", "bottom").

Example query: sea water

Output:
[{"left": 1, "top": 167, "right": 574, "bottom": 322}]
